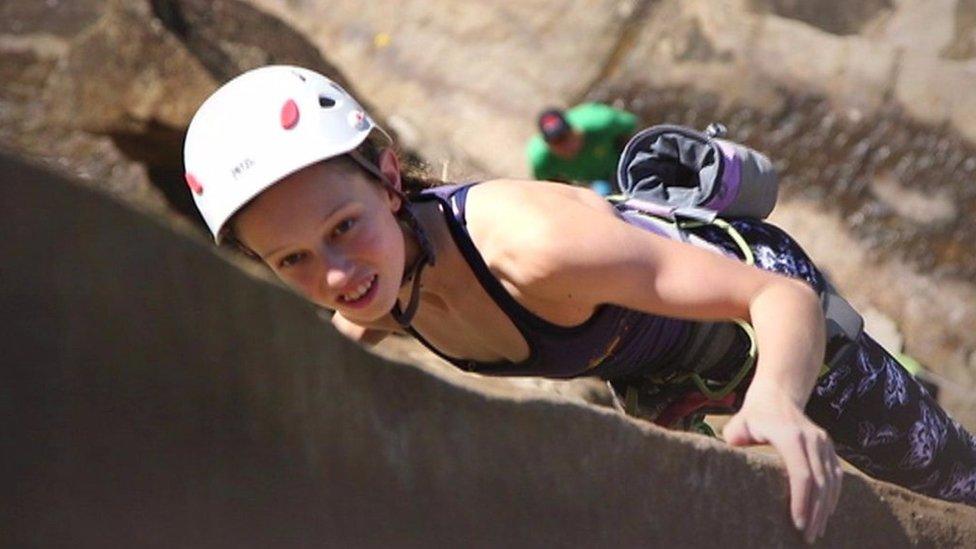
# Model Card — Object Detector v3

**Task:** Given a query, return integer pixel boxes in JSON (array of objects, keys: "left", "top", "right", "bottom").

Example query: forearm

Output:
[
  {"left": 746, "top": 279, "right": 825, "bottom": 408},
  {"left": 727, "top": 281, "right": 839, "bottom": 544}
]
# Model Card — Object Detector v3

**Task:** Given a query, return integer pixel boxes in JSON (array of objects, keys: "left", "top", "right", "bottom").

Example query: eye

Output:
[
  {"left": 332, "top": 217, "right": 357, "bottom": 237},
  {"left": 277, "top": 251, "right": 308, "bottom": 269}
]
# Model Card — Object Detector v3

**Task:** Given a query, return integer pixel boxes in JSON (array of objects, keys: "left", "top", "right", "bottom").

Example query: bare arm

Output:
[
  {"left": 472, "top": 182, "right": 825, "bottom": 400},
  {"left": 748, "top": 280, "right": 825, "bottom": 406},
  {"left": 467, "top": 181, "right": 839, "bottom": 543}
]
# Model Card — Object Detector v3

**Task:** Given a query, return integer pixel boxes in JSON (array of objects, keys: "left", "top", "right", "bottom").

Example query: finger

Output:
[
  {"left": 833, "top": 460, "right": 844, "bottom": 510},
  {"left": 816, "top": 440, "right": 842, "bottom": 541},
  {"left": 770, "top": 431, "right": 814, "bottom": 532},
  {"left": 825, "top": 440, "right": 843, "bottom": 529},
  {"left": 829, "top": 463, "right": 844, "bottom": 539},
  {"left": 722, "top": 416, "right": 751, "bottom": 446},
  {"left": 822, "top": 439, "right": 840, "bottom": 541},
  {"left": 814, "top": 437, "right": 839, "bottom": 536},
  {"left": 804, "top": 433, "right": 829, "bottom": 543},
  {"left": 721, "top": 417, "right": 748, "bottom": 446}
]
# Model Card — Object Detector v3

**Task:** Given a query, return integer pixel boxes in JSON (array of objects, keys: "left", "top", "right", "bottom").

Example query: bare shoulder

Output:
[
  {"left": 460, "top": 179, "right": 624, "bottom": 285},
  {"left": 466, "top": 178, "right": 610, "bottom": 214},
  {"left": 463, "top": 179, "right": 614, "bottom": 249}
]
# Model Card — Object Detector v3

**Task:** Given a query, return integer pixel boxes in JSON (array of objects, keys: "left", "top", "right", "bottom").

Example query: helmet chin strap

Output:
[
  {"left": 389, "top": 203, "right": 435, "bottom": 327},
  {"left": 347, "top": 150, "right": 436, "bottom": 327}
]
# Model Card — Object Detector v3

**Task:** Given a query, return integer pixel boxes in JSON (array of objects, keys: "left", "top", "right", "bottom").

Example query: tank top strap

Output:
[
  {"left": 408, "top": 183, "right": 541, "bottom": 372},
  {"left": 424, "top": 183, "right": 577, "bottom": 333},
  {"left": 408, "top": 182, "right": 692, "bottom": 379},
  {"left": 416, "top": 182, "right": 475, "bottom": 225}
]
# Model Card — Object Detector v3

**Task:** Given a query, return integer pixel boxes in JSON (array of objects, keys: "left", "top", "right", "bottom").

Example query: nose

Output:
[{"left": 317, "top": 246, "right": 355, "bottom": 293}]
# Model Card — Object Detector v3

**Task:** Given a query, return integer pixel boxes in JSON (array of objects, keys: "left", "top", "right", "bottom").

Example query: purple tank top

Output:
[{"left": 407, "top": 183, "right": 694, "bottom": 380}]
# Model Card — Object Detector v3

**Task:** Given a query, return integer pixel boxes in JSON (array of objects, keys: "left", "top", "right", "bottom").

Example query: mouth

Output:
[{"left": 337, "top": 274, "right": 379, "bottom": 309}]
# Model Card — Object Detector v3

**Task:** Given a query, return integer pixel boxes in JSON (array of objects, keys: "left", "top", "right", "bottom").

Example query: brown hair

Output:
[{"left": 355, "top": 132, "right": 441, "bottom": 197}]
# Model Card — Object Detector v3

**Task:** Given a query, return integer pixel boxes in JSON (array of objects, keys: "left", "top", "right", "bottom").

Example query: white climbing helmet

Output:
[{"left": 183, "top": 65, "right": 390, "bottom": 242}]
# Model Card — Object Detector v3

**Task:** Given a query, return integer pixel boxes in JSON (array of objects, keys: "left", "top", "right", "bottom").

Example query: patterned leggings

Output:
[{"left": 695, "top": 220, "right": 976, "bottom": 506}]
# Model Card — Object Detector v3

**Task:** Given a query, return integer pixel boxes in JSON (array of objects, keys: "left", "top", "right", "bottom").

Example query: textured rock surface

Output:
[
  {"left": 0, "top": 0, "right": 168, "bottom": 215},
  {"left": 247, "top": 0, "right": 637, "bottom": 180},
  {"left": 247, "top": 0, "right": 976, "bottom": 171},
  {"left": 4, "top": 2, "right": 976, "bottom": 538},
  {"left": 744, "top": 0, "right": 894, "bottom": 36},
  {"left": 245, "top": 0, "right": 976, "bottom": 427},
  {"left": 6, "top": 150, "right": 976, "bottom": 548},
  {"left": 0, "top": 0, "right": 380, "bottom": 226},
  {"left": 6, "top": 3, "right": 974, "bottom": 403}
]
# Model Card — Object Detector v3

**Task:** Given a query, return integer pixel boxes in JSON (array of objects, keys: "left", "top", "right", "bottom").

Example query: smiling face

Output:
[{"left": 233, "top": 155, "right": 406, "bottom": 323}]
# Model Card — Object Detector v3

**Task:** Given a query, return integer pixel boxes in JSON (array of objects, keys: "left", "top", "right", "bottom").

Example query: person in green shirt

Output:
[{"left": 526, "top": 103, "right": 638, "bottom": 193}]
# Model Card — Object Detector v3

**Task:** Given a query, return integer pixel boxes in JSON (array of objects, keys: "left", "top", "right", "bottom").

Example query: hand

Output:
[
  {"left": 330, "top": 312, "right": 392, "bottom": 347},
  {"left": 722, "top": 388, "right": 843, "bottom": 544}
]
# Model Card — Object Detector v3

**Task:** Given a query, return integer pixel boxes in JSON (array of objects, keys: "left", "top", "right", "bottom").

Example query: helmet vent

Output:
[
  {"left": 185, "top": 173, "right": 203, "bottom": 195},
  {"left": 319, "top": 95, "right": 336, "bottom": 108},
  {"left": 280, "top": 99, "right": 300, "bottom": 129}
]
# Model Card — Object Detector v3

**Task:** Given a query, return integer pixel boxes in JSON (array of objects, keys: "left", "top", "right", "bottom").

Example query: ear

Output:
[{"left": 377, "top": 148, "right": 403, "bottom": 212}]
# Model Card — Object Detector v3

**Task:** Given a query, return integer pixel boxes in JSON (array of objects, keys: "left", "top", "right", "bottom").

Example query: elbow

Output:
[
  {"left": 783, "top": 278, "right": 827, "bottom": 347},
  {"left": 789, "top": 277, "right": 821, "bottom": 309},
  {"left": 751, "top": 276, "right": 825, "bottom": 328},
  {"left": 783, "top": 277, "right": 824, "bottom": 322}
]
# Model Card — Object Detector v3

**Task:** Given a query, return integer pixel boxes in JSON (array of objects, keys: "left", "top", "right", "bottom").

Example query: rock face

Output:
[
  {"left": 245, "top": 0, "right": 976, "bottom": 427},
  {"left": 247, "top": 0, "right": 638, "bottom": 179},
  {"left": 0, "top": 0, "right": 607, "bottom": 429},
  {"left": 0, "top": 0, "right": 377, "bottom": 227},
  {"left": 6, "top": 3, "right": 974, "bottom": 414},
  {"left": 4, "top": 2, "right": 976, "bottom": 538},
  {"left": 246, "top": 0, "right": 976, "bottom": 176},
  {"left": 744, "top": 0, "right": 894, "bottom": 36},
  {"left": 6, "top": 151, "right": 976, "bottom": 548},
  {"left": 944, "top": 0, "right": 976, "bottom": 59},
  {"left": 0, "top": 0, "right": 169, "bottom": 215}
]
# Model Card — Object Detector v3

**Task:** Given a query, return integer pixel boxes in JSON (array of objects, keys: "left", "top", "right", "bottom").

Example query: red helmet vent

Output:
[
  {"left": 280, "top": 99, "right": 300, "bottom": 130},
  {"left": 185, "top": 173, "right": 204, "bottom": 195}
]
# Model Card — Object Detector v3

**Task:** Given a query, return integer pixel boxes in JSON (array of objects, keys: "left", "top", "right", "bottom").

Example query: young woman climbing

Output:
[{"left": 183, "top": 65, "right": 976, "bottom": 544}]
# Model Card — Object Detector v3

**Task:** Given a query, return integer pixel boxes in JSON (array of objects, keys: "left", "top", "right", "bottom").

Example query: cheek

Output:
[
  {"left": 272, "top": 265, "right": 317, "bottom": 295},
  {"left": 351, "top": 217, "right": 402, "bottom": 260}
]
